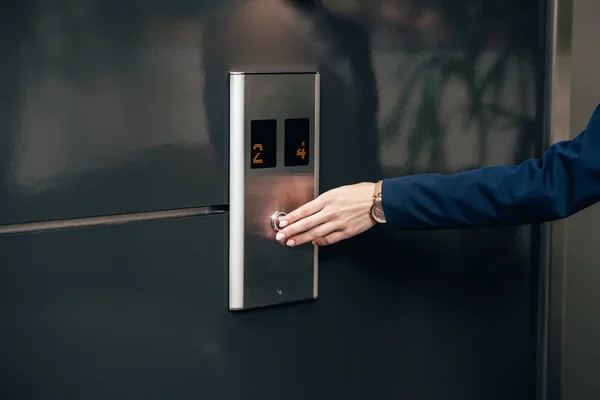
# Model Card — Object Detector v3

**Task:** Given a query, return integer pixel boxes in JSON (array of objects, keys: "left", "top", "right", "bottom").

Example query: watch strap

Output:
[
  {"left": 374, "top": 180, "right": 383, "bottom": 202},
  {"left": 369, "top": 180, "right": 386, "bottom": 223}
]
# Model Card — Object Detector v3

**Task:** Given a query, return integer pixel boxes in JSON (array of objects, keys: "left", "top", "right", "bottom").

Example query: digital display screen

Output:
[
  {"left": 250, "top": 119, "right": 277, "bottom": 169},
  {"left": 284, "top": 118, "right": 310, "bottom": 167}
]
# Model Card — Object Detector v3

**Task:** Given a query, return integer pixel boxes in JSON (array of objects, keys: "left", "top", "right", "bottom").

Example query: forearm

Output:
[
  {"left": 382, "top": 162, "right": 568, "bottom": 230},
  {"left": 381, "top": 107, "right": 600, "bottom": 231}
]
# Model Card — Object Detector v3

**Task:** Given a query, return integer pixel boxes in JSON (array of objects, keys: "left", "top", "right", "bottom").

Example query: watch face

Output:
[{"left": 371, "top": 203, "right": 386, "bottom": 223}]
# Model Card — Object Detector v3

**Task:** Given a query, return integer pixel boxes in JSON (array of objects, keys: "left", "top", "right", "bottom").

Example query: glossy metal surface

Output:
[
  {"left": 270, "top": 210, "right": 288, "bottom": 232},
  {"left": 0, "top": 206, "right": 226, "bottom": 235},
  {"left": 0, "top": 216, "right": 232, "bottom": 399},
  {"left": 0, "top": 5, "right": 228, "bottom": 225},
  {"left": 229, "top": 72, "right": 319, "bottom": 310},
  {"left": 0, "top": 0, "right": 546, "bottom": 398},
  {"left": 540, "top": 0, "right": 573, "bottom": 398},
  {"left": 563, "top": 0, "right": 600, "bottom": 398}
]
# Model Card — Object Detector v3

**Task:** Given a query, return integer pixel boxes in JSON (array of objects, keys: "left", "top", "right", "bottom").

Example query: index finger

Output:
[{"left": 279, "top": 197, "right": 324, "bottom": 228}]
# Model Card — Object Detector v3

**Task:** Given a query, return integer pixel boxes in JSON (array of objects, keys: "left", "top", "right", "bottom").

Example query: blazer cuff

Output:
[{"left": 381, "top": 176, "right": 413, "bottom": 230}]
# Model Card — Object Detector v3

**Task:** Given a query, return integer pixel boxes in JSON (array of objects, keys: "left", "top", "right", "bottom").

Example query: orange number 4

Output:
[{"left": 296, "top": 141, "right": 306, "bottom": 160}]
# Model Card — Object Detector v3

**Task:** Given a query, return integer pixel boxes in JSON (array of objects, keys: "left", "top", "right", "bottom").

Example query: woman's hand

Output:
[{"left": 275, "top": 182, "right": 376, "bottom": 247}]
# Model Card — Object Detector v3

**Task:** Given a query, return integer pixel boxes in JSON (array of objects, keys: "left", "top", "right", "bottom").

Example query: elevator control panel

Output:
[{"left": 228, "top": 71, "right": 320, "bottom": 311}]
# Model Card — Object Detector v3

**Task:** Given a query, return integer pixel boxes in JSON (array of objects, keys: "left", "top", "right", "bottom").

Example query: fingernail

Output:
[
  {"left": 312, "top": 241, "right": 317, "bottom": 246},
  {"left": 279, "top": 220, "right": 288, "bottom": 227},
  {"left": 275, "top": 233, "right": 284, "bottom": 240},
  {"left": 286, "top": 239, "right": 295, "bottom": 247}
]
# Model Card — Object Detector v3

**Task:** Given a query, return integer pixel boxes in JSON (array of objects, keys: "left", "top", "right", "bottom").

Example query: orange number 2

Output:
[{"left": 252, "top": 143, "right": 263, "bottom": 164}]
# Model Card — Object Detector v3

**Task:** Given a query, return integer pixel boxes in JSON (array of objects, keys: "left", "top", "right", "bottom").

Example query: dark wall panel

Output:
[
  {"left": 0, "top": 0, "right": 543, "bottom": 224},
  {"left": 1, "top": 216, "right": 535, "bottom": 400},
  {"left": 0, "top": 215, "right": 228, "bottom": 399},
  {"left": 0, "top": 1, "right": 228, "bottom": 224},
  {"left": 0, "top": 0, "right": 545, "bottom": 399}
]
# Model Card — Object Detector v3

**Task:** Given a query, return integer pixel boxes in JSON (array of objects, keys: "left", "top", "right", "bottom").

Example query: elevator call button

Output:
[
  {"left": 250, "top": 119, "right": 277, "bottom": 169},
  {"left": 285, "top": 118, "right": 310, "bottom": 166}
]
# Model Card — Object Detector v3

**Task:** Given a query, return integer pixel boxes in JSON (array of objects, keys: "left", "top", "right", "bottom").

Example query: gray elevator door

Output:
[{"left": 0, "top": 0, "right": 545, "bottom": 399}]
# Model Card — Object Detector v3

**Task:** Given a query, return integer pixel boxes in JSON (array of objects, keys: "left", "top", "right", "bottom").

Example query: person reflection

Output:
[
  {"left": 202, "top": 0, "right": 382, "bottom": 257},
  {"left": 245, "top": 174, "right": 314, "bottom": 239}
]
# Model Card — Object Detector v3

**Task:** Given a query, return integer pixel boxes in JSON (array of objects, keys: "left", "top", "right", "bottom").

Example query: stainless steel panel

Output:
[
  {"left": 229, "top": 72, "right": 319, "bottom": 310},
  {"left": 540, "top": 0, "right": 573, "bottom": 398},
  {"left": 0, "top": 206, "right": 226, "bottom": 235},
  {"left": 563, "top": 0, "right": 600, "bottom": 399}
]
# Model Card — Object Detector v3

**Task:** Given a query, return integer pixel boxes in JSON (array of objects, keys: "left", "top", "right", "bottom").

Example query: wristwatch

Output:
[{"left": 369, "top": 180, "right": 387, "bottom": 224}]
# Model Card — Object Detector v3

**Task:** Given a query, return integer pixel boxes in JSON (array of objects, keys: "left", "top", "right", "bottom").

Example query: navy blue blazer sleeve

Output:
[{"left": 381, "top": 105, "right": 600, "bottom": 230}]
